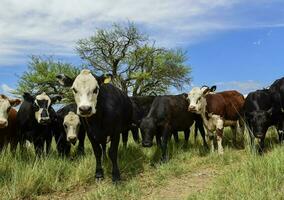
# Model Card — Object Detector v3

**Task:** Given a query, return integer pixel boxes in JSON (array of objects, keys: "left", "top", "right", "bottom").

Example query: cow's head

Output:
[
  {"left": 63, "top": 111, "right": 81, "bottom": 145},
  {"left": 0, "top": 95, "right": 21, "bottom": 128},
  {"left": 245, "top": 108, "right": 273, "bottom": 138},
  {"left": 23, "top": 92, "right": 61, "bottom": 124},
  {"left": 56, "top": 69, "right": 112, "bottom": 117},
  {"left": 187, "top": 85, "right": 216, "bottom": 113},
  {"left": 140, "top": 117, "right": 156, "bottom": 147}
]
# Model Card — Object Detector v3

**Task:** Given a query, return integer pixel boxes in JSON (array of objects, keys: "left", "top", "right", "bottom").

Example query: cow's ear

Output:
[
  {"left": 96, "top": 73, "right": 113, "bottom": 85},
  {"left": 23, "top": 92, "right": 34, "bottom": 102},
  {"left": 9, "top": 98, "right": 21, "bottom": 107},
  {"left": 210, "top": 85, "right": 217, "bottom": 92},
  {"left": 51, "top": 95, "right": 62, "bottom": 104},
  {"left": 56, "top": 74, "right": 74, "bottom": 87},
  {"left": 182, "top": 93, "right": 188, "bottom": 99},
  {"left": 202, "top": 88, "right": 210, "bottom": 95}
]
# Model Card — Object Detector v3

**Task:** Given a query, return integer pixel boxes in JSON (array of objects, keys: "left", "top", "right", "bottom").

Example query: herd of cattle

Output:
[{"left": 0, "top": 69, "right": 284, "bottom": 182}]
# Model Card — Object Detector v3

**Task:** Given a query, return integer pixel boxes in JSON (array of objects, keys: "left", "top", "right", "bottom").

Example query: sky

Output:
[{"left": 0, "top": 0, "right": 284, "bottom": 95}]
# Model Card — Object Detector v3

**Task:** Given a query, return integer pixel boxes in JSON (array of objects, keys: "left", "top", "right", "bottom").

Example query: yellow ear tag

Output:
[{"left": 104, "top": 77, "right": 111, "bottom": 84}]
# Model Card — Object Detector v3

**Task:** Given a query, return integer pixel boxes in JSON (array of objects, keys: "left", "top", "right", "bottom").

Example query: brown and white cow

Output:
[
  {"left": 187, "top": 86, "right": 245, "bottom": 154},
  {"left": 0, "top": 94, "right": 21, "bottom": 152}
]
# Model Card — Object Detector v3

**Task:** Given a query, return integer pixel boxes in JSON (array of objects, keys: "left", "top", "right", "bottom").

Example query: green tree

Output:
[
  {"left": 76, "top": 22, "right": 191, "bottom": 96},
  {"left": 15, "top": 56, "right": 80, "bottom": 103}
]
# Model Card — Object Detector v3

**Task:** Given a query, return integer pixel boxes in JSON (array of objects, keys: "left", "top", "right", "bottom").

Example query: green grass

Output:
[{"left": 0, "top": 127, "right": 283, "bottom": 200}]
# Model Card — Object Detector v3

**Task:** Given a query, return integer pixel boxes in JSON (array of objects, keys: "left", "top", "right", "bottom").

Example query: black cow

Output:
[
  {"left": 121, "top": 96, "right": 156, "bottom": 146},
  {"left": 244, "top": 78, "right": 284, "bottom": 153},
  {"left": 17, "top": 92, "right": 61, "bottom": 155},
  {"left": 140, "top": 94, "right": 207, "bottom": 162},
  {"left": 56, "top": 69, "right": 132, "bottom": 182}
]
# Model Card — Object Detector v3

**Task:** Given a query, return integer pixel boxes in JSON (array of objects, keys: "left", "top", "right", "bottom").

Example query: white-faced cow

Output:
[
  {"left": 187, "top": 86, "right": 245, "bottom": 154},
  {"left": 56, "top": 69, "right": 132, "bottom": 182},
  {"left": 17, "top": 92, "right": 61, "bottom": 155},
  {"left": 54, "top": 104, "right": 86, "bottom": 156},
  {"left": 0, "top": 95, "right": 21, "bottom": 152}
]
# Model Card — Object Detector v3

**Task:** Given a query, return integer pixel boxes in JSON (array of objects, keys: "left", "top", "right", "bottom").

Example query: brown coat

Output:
[
  {"left": 0, "top": 108, "right": 18, "bottom": 151},
  {"left": 205, "top": 90, "right": 245, "bottom": 121}
]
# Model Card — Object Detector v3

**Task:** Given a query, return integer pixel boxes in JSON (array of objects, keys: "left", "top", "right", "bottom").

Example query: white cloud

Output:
[
  {"left": 0, "top": 84, "right": 15, "bottom": 96},
  {"left": 0, "top": 0, "right": 284, "bottom": 65},
  {"left": 214, "top": 80, "right": 264, "bottom": 94}
]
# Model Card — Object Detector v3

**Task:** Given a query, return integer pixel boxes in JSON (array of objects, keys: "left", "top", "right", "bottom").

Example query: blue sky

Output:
[{"left": 0, "top": 0, "right": 284, "bottom": 95}]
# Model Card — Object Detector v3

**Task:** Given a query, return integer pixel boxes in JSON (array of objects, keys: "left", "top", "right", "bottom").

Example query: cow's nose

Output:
[
  {"left": 79, "top": 106, "right": 92, "bottom": 115},
  {"left": 188, "top": 106, "right": 196, "bottom": 112},
  {"left": 67, "top": 136, "right": 77, "bottom": 145},
  {"left": 0, "top": 120, "right": 8, "bottom": 128}
]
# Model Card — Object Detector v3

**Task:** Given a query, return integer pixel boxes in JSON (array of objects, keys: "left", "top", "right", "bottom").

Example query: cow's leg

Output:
[
  {"left": 131, "top": 126, "right": 140, "bottom": 143},
  {"left": 207, "top": 131, "right": 214, "bottom": 153},
  {"left": 278, "top": 130, "right": 284, "bottom": 144},
  {"left": 216, "top": 129, "right": 224, "bottom": 155},
  {"left": 196, "top": 119, "right": 208, "bottom": 148},
  {"left": 161, "top": 125, "right": 170, "bottom": 162},
  {"left": 156, "top": 133, "right": 162, "bottom": 148},
  {"left": 77, "top": 129, "right": 86, "bottom": 155},
  {"left": 172, "top": 131, "right": 179, "bottom": 144},
  {"left": 249, "top": 129, "right": 256, "bottom": 153},
  {"left": 90, "top": 139, "right": 104, "bottom": 180},
  {"left": 258, "top": 137, "right": 265, "bottom": 154},
  {"left": 109, "top": 135, "right": 121, "bottom": 182},
  {"left": 184, "top": 129, "right": 190, "bottom": 147},
  {"left": 101, "top": 143, "right": 107, "bottom": 161},
  {"left": 231, "top": 125, "right": 237, "bottom": 147},
  {"left": 34, "top": 139, "right": 44, "bottom": 156},
  {"left": 122, "top": 131, "right": 128, "bottom": 148},
  {"left": 45, "top": 135, "right": 52, "bottom": 155},
  {"left": 10, "top": 139, "right": 18, "bottom": 155}
]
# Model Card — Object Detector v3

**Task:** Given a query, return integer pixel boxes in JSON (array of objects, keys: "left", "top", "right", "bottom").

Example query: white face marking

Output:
[
  {"left": 34, "top": 92, "right": 51, "bottom": 124},
  {"left": 0, "top": 96, "right": 11, "bottom": 127},
  {"left": 187, "top": 87, "right": 208, "bottom": 113},
  {"left": 72, "top": 69, "right": 99, "bottom": 117},
  {"left": 63, "top": 112, "right": 80, "bottom": 143}
]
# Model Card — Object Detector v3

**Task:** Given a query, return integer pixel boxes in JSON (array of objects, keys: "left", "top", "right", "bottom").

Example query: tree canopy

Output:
[
  {"left": 76, "top": 22, "right": 191, "bottom": 96},
  {"left": 15, "top": 56, "right": 79, "bottom": 103}
]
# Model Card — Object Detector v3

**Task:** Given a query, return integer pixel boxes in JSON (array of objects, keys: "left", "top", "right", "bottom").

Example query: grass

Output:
[{"left": 0, "top": 127, "right": 283, "bottom": 200}]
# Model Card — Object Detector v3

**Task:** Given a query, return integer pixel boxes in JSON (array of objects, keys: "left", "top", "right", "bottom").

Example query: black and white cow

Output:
[
  {"left": 56, "top": 69, "right": 132, "bottom": 182},
  {"left": 244, "top": 77, "right": 284, "bottom": 153},
  {"left": 140, "top": 94, "right": 207, "bottom": 162},
  {"left": 55, "top": 104, "right": 86, "bottom": 156},
  {"left": 17, "top": 92, "right": 61, "bottom": 155}
]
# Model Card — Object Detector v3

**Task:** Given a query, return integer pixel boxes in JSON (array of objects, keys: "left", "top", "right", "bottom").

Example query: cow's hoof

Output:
[
  {"left": 95, "top": 169, "right": 104, "bottom": 181},
  {"left": 112, "top": 175, "right": 121, "bottom": 184},
  {"left": 161, "top": 157, "right": 169, "bottom": 163}
]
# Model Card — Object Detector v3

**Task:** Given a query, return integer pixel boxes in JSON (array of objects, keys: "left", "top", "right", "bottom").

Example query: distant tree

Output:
[
  {"left": 15, "top": 56, "right": 80, "bottom": 103},
  {"left": 76, "top": 22, "right": 191, "bottom": 96}
]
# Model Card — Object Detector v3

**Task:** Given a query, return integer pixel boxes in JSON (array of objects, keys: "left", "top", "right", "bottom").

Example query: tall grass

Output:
[{"left": 0, "top": 127, "right": 282, "bottom": 200}]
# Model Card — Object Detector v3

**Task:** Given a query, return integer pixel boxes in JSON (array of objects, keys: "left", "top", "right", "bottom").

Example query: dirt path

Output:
[{"left": 142, "top": 168, "right": 219, "bottom": 200}]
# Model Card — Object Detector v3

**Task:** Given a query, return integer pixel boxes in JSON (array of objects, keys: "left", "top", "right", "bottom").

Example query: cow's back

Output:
[
  {"left": 148, "top": 94, "right": 195, "bottom": 129},
  {"left": 93, "top": 84, "right": 132, "bottom": 133},
  {"left": 244, "top": 90, "right": 272, "bottom": 112},
  {"left": 206, "top": 90, "right": 244, "bottom": 120}
]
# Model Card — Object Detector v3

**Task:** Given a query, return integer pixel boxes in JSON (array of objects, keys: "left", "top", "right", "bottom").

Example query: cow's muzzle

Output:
[
  {"left": 142, "top": 141, "right": 153, "bottom": 148},
  {"left": 68, "top": 137, "right": 77, "bottom": 145},
  {"left": 0, "top": 120, "right": 8, "bottom": 128},
  {"left": 79, "top": 106, "right": 92, "bottom": 116},
  {"left": 188, "top": 106, "right": 197, "bottom": 112}
]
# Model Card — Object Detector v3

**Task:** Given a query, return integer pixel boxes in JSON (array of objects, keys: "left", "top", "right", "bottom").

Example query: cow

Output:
[
  {"left": 56, "top": 69, "right": 132, "bottom": 182},
  {"left": 140, "top": 94, "right": 207, "bottom": 162},
  {"left": 120, "top": 96, "right": 156, "bottom": 146},
  {"left": 187, "top": 86, "right": 245, "bottom": 154},
  {"left": 244, "top": 77, "right": 284, "bottom": 153},
  {"left": 17, "top": 92, "right": 61, "bottom": 155},
  {"left": 54, "top": 104, "right": 86, "bottom": 156},
  {"left": 0, "top": 95, "right": 21, "bottom": 152}
]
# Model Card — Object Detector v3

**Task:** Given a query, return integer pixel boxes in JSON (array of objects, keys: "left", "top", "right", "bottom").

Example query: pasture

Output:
[{"left": 0, "top": 127, "right": 283, "bottom": 200}]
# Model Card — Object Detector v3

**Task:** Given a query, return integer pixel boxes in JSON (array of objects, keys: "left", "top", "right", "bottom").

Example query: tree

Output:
[
  {"left": 15, "top": 56, "right": 80, "bottom": 103},
  {"left": 76, "top": 22, "right": 191, "bottom": 96}
]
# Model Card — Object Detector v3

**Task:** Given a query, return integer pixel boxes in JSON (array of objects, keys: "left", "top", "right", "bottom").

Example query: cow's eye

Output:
[
  {"left": 73, "top": 88, "right": 78, "bottom": 94},
  {"left": 93, "top": 87, "right": 98, "bottom": 94},
  {"left": 64, "top": 124, "right": 67, "bottom": 129},
  {"left": 197, "top": 97, "right": 201, "bottom": 102},
  {"left": 7, "top": 106, "right": 11, "bottom": 113}
]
